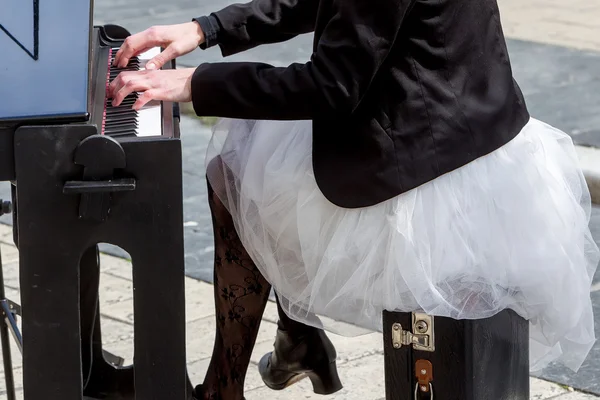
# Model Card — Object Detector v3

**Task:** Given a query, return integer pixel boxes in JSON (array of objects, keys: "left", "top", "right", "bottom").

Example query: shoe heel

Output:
[{"left": 306, "top": 361, "right": 343, "bottom": 395}]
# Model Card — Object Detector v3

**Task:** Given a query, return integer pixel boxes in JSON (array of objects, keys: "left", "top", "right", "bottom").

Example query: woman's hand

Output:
[
  {"left": 108, "top": 68, "right": 195, "bottom": 111},
  {"left": 113, "top": 22, "right": 205, "bottom": 70}
]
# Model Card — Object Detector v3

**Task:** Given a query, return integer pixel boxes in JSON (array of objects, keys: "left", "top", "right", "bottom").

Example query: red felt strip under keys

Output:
[{"left": 101, "top": 48, "right": 112, "bottom": 135}]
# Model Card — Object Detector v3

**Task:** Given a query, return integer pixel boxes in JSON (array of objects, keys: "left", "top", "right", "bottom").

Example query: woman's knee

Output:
[{"left": 206, "top": 155, "right": 224, "bottom": 181}]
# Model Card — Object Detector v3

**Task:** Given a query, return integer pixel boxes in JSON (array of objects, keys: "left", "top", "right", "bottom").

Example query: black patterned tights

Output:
[{"left": 200, "top": 180, "right": 272, "bottom": 400}]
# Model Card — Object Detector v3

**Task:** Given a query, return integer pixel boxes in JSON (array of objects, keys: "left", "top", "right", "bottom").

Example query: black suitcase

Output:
[{"left": 382, "top": 309, "right": 530, "bottom": 400}]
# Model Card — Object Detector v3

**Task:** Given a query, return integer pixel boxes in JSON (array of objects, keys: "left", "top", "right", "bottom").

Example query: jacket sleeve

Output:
[
  {"left": 197, "top": 0, "right": 320, "bottom": 56},
  {"left": 191, "top": 0, "right": 415, "bottom": 120}
]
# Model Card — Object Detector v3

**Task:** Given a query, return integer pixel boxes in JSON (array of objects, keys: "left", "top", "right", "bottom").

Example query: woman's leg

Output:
[
  {"left": 198, "top": 156, "right": 341, "bottom": 398},
  {"left": 199, "top": 179, "right": 271, "bottom": 400}
]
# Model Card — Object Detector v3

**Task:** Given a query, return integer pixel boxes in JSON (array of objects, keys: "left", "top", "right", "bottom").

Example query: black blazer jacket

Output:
[{"left": 191, "top": 0, "right": 530, "bottom": 208}]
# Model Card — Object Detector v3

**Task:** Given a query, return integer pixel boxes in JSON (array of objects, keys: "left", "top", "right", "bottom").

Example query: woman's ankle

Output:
[{"left": 201, "top": 359, "right": 247, "bottom": 400}]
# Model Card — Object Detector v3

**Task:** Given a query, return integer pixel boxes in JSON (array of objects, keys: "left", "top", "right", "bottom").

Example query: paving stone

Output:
[
  {"left": 2, "top": 390, "right": 23, "bottom": 400},
  {"left": 531, "top": 378, "right": 569, "bottom": 399},
  {"left": 261, "top": 299, "right": 280, "bottom": 324},
  {"left": 181, "top": 278, "right": 219, "bottom": 321},
  {"left": 497, "top": 0, "right": 600, "bottom": 52},
  {"left": 185, "top": 315, "right": 278, "bottom": 364},
  {"left": 0, "top": 334, "right": 22, "bottom": 371},
  {"left": 99, "top": 316, "right": 135, "bottom": 345},
  {"left": 0, "top": 224, "right": 13, "bottom": 243},
  {"left": 0, "top": 243, "right": 19, "bottom": 264},
  {"left": 0, "top": 369, "right": 23, "bottom": 399},
  {"left": 1, "top": 261, "right": 19, "bottom": 291},
  {"left": 3, "top": 285, "right": 20, "bottom": 302},
  {"left": 556, "top": 392, "right": 600, "bottom": 400},
  {"left": 106, "top": 277, "right": 216, "bottom": 324},
  {"left": 98, "top": 273, "right": 134, "bottom": 307},
  {"left": 99, "top": 253, "right": 133, "bottom": 277}
]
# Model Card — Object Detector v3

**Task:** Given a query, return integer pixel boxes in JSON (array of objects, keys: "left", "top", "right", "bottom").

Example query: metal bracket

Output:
[
  {"left": 391, "top": 313, "right": 435, "bottom": 352},
  {"left": 62, "top": 135, "right": 136, "bottom": 222},
  {"left": 1, "top": 299, "right": 22, "bottom": 354},
  {"left": 415, "top": 382, "right": 434, "bottom": 400}
]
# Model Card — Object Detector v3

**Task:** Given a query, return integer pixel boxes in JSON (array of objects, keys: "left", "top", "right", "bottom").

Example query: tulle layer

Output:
[{"left": 205, "top": 117, "right": 599, "bottom": 372}]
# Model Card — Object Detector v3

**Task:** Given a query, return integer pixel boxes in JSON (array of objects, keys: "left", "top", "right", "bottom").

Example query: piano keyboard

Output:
[{"left": 103, "top": 47, "right": 163, "bottom": 138}]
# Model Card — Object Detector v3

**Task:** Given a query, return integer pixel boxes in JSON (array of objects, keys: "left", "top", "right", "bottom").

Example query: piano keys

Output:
[
  {"left": 91, "top": 24, "right": 179, "bottom": 140},
  {"left": 103, "top": 46, "right": 163, "bottom": 138}
]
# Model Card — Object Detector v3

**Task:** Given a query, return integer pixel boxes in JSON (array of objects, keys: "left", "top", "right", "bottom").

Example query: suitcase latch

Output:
[{"left": 391, "top": 313, "right": 435, "bottom": 352}]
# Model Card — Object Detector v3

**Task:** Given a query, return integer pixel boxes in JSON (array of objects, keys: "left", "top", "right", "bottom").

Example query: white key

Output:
[
  {"left": 138, "top": 47, "right": 161, "bottom": 67},
  {"left": 136, "top": 104, "right": 162, "bottom": 137},
  {"left": 135, "top": 47, "right": 162, "bottom": 137}
]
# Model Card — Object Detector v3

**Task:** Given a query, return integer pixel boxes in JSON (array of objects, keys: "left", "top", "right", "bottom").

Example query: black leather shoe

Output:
[{"left": 258, "top": 327, "right": 343, "bottom": 395}]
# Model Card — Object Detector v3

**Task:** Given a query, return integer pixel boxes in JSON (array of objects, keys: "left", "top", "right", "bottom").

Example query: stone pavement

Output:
[
  {"left": 0, "top": 223, "right": 598, "bottom": 400},
  {"left": 497, "top": 0, "right": 600, "bottom": 53}
]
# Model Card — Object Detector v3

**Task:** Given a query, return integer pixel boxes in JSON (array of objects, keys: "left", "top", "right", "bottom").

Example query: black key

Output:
[{"left": 106, "top": 114, "right": 138, "bottom": 123}]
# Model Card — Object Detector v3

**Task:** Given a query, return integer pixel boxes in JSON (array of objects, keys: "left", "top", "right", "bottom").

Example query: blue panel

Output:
[{"left": 0, "top": 0, "right": 92, "bottom": 121}]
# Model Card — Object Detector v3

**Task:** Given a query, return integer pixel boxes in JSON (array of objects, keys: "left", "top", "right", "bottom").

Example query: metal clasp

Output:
[
  {"left": 391, "top": 313, "right": 435, "bottom": 352},
  {"left": 415, "top": 382, "right": 434, "bottom": 400}
]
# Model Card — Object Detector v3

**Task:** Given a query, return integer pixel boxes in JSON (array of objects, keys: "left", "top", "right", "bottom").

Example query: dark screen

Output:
[{"left": 0, "top": 0, "right": 92, "bottom": 121}]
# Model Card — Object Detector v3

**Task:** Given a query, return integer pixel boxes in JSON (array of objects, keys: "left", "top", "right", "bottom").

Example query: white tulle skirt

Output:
[{"left": 204, "top": 117, "right": 599, "bottom": 373}]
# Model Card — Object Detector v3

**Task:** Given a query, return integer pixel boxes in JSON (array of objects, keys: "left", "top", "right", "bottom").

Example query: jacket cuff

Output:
[
  {"left": 191, "top": 64, "right": 211, "bottom": 116},
  {"left": 193, "top": 15, "right": 221, "bottom": 49}
]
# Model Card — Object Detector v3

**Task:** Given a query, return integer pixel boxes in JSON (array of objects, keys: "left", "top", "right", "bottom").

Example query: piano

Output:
[
  {"left": 0, "top": 23, "right": 180, "bottom": 181},
  {"left": 1, "top": 5, "right": 188, "bottom": 398}
]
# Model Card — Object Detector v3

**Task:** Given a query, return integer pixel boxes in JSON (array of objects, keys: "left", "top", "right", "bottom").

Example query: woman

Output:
[{"left": 109, "top": 0, "right": 600, "bottom": 399}]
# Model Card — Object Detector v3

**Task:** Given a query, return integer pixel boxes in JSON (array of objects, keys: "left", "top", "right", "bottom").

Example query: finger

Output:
[
  {"left": 114, "top": 32, "right": 153, "bottom": 68},
  {"left": 145, "top": 45, "right": 179, "bottom": 70},
  {"left": 133, "top": 89, "right": 161, "bottom": 111},
  {"left": 108, "top": 69, "right": 149, "bottom": 97},
  {"left": 111, "top": 76, "right": 152, "bottom": 107},
  {"left": 115, "top": 41, "right": 155, "bottom": 69},
  {"left": 113, "top": 38, "right": 140, "bottom": 68},
  {"left": 113, "top": 28, "right": 161, "bottom": 68},
  {"left": 107, "top": 71, "right": 131, "bottom": 97},
  {"left": 114, "top": 45, "right": 153, "bottom": 69}
]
